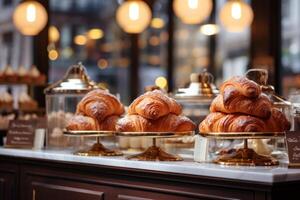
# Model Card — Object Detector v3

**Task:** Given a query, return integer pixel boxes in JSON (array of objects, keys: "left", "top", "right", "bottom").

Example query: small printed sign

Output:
[
  {"left": 285, "top": 131, "right": 300, "bottom": 167},
  {"left": 5, "top": 120, "right": 37, "bottom": 148}
]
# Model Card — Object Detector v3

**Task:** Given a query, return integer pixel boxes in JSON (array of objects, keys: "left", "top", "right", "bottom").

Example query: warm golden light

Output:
[
  {"left": 116, "top": 0, "right": 152, "bottom": 33},
  {"left": 155, "top": 76, "right": 168, "bottom": 89},
  {"left": 220, "top": 0, "right": 253, "bottom": 32},
  {"left": 151, "top": 18, "right": 165, "bottom": 29},
  {"left": 200, "top": 24, "right": 220, "bottom": 36},
  {"left": 149, "top": 36, "right": 160, "bottom": 46},
  {"left": 173, "top": 0, "right": 212, "bottom": 24},
  {"left": 48, "top": 49, "right": 58, "bottom": 61},
  {"left": 74, "top": 35, "right": 87, "bottom": 45},
  {"left": 87, "top": 29, "right": 104, "bottom": 40},
  {"left": 13, "top": 1, "right": 48, "bottom": 36},
  {"left": 97, "top": 59, "right": 109, "bottom": 69},
  {"left": 49, "top": 26, "right": 60, "bottom": 43}
]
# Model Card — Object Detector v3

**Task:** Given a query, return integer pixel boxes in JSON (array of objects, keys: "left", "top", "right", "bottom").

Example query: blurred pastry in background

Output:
[
  {"left": 17, "top": 65, "right": 31, "bottom": 83},
  {"left": 29, "top": 65, "right": 46, "bottom": 84},
  {"left": 0, "top": 114, "right": 15, "bottom": 129},
  {"left": 18, "top": 92, "right": 38, "bottom": 111},
  {"left": 3, "top": 65, "right": 17, "bottom": 82},
  {"left": 0, "top": 91, "right": 13, "bottom": 111}
]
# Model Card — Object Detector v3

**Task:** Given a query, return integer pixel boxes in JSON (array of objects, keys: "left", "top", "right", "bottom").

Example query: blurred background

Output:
[{"left": 0, "top": 0, "right": 299, "bottom": 105}]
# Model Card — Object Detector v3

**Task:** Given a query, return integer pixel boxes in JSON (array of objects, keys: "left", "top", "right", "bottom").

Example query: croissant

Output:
[
  {"left": 220, "top": 76, "right": 261, "bottom": 104},
  {"left": 66, "top": 115, "right": 99, "bottom": 131},
  {"left": 210, "top": 94, "right": 272, "bottom": 119},
  {"left": 265, "top": 108, "right": 291, "bottom": 132},
  {"left": 199, "top": 112, "right": 266, "bottom": 132},
  {"left": 76, "top": 89, "right": 124, "bottom": 122},
  {"left": 99, "top": 115, "right": 119, "bottom": 131},
  {"left": 128, "top": 90, "right": 182, "bottom": 120},
  {"left": 116, "top": 114, "right": 195, "bottom": 132}
]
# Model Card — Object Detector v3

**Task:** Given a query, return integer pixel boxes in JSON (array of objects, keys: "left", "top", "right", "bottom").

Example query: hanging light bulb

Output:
[
  {"left": 220, "top": 0, "right": 253, "bottom": 32},
  {"left": 173, "top": 0, "right": 212, "bottom": 24},
  {"left": 13, "top": 0, "right": 48, "bottom": 36},
  {"left": 116, "top": 0, "right": 152, "bottom": 33},
  {"left": 49, "top": 26, "right": 60, "bottom": 43}
]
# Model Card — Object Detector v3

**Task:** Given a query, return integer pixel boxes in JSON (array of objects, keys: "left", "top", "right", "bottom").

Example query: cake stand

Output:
[
  {"left": 116, "top": 131, "right": 194, "bottom": 161},
  {"left": 200, "top": 132, "right": 285, "bottom": 166},
  {"left": 63, "top": 130, "right": 123, "bottom": 156}
]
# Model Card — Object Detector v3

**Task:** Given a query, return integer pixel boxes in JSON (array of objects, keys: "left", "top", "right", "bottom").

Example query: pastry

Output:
[
  {"left": 128, "top": 90, "right": 182, "bottom": 120},
  {"left": 3, "top": 65, "right": 17, "bottom": 83},
  {"left": 0, "top": 91, "right": 13, "bottom": 111},
  {"left": 265, "top": 108, "right": 291, "bottom": 132},
  {"left": 210, "top": 93, "right": 272, "bottom": 119},
  {"left": 66, "top": 115, "right": 99, "bottom": 131},
  {"left": 18, "top": 92, "right": 38, "bottom": 111},
  {"left": 116, "top": 114, "right": 196, "bottom": 132},
  {"left": 17, "top": 65, "right": 31, "bottom": 83},
  {"left": 199, "top": 112, "right": 266, "bottom": 132},
  {"left": 76, "top": 89, "right": 124, "bottom": 122},
  {"left": 29, "top": 65, "right": 46, "bottom": 84},
  {"left": 99, "top": 115, "right": 119, "bottom": 131},
  {"left": 220, "top": 76, "right": 261, "bottom": 103}
]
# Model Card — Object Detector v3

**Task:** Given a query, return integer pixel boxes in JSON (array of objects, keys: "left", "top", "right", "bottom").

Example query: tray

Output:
[
  {"left": 63, "top": 130, "right": 116, "bottom": 137},
  {"left": 199, "top": 132, "right": 285, "bottom": 139},
  {"left": 116, "top": 131, "right": 194, "bottom": 138}
]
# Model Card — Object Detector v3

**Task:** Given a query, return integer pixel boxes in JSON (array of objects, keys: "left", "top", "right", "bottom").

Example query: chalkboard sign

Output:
[
  {"left": 285, "top": 131, "right": 300, "bottom": 167},
  {"left": 5, "top": 120, "right": 37, "bottom": 148}
]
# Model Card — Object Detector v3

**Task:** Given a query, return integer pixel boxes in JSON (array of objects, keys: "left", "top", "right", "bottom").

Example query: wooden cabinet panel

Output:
[
  {"left": 0, "top": 164, "right": 18, "bottom": 200},
  {"left": 31, "top": 182, "right": 104, "bottom": 200}
]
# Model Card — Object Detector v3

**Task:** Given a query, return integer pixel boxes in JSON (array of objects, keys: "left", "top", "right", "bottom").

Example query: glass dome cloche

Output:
[{"left": 44, "top": 63, "right": 98, "bottom": 148}]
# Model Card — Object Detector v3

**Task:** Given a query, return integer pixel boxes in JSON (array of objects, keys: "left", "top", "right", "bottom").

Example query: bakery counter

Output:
[{"left": 0, "top": 148, "right": 300, "bottom": 200}]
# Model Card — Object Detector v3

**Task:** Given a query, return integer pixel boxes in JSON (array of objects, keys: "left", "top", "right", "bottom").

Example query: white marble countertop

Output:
[{"left": 1, "top": 147, "right": 300, "bottom": 184}]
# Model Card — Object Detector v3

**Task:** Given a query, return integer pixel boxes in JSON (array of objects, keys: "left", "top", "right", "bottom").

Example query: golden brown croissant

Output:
[
  {"left": 66, "top": 115, "right": 99, "bottom": 131},
  {"left": 99, "top": 115, "right": 119, "bottom": 131},
  {"left": 116, "top": 114, "right": 195, "bottom": 132},
  {"left": 128, "top": 90, "right": 182, "bottom": 120},
  {"left": 199, "top": 112, "right": 266, "bottom": 132},
  {"left": 76, "top": 89, "right": 124, "bottom": 122},
  {"left": 220, "top": 76, "right": 261, "bottom": 104},
  {"left": 265, "top": 108, "right": 291, "bottom": 132},
  {"left": 210, "top": 94, "right": 272, "bottom": 119}
]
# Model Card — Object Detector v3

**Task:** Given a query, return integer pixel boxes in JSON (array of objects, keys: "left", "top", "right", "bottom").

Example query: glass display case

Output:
[{"left": 44, "top": 63, "right": 97, "bottom": 148}]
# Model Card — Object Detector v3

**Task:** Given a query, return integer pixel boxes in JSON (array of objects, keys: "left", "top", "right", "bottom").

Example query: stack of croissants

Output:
[
  {"left": 199, "top": 76, "right": 290, "bottom": 132},
  {"left": 67, "top": 76, "right": 290, "bottom": 133},
  {"left": 67, "top": 89, "right": 196, "bottom": 132}
]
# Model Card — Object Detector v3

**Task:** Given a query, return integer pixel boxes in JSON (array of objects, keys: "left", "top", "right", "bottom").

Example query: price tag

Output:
[
  {"left": 285, "top": 131, "right": 300, "bottom": 167},
  {"left": 5, "top": 120, "right": 37, "bottom": 148},
  {"left": 194, "top": 135, "right": 209, "bottom": 162}
]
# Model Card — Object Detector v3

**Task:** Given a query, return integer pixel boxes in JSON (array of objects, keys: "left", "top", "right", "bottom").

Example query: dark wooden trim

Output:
[
  {"left": 208, "top": 0, "right": 217, "bottom": 77},
  {"left": 32, "top": 0, "right": 49, "bottom": 107},
  {"left": 129, "top": 34, "right": 139, "bottom": 100},
  {"left": 167, "top": 0, "right": 174, "bottom": 92},
  {"left": 250, "top": 0, "right": 282, "bottom": 94}
]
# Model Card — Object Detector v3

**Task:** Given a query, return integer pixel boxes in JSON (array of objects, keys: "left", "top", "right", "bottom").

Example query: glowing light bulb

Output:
[
  {"left": 188, "top": 0, "right": 198, "bottom": 9},
  {"left": 116, "top": 0, "right": 151, "bottom": 33},
  {"left": 129, "top": 2, "right": 139, "bottom": 21},
  {"left": 231, "top": 2, "right": 242, "bottom": 20},
  {"left": 155, "top": 76, "right": 167, "bottom": 89},
  {"left": 26, "top": 4, "right": 36, "bottom": 22}
]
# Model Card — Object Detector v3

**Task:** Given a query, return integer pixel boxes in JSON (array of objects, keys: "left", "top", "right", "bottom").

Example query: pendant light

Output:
[
  {"left": 219, "top": 0, "right": 253, "bottom": 32},
  {"left": 173, "top": 0, "right": 212, "bottom": 24},
  {"left": 13, "top": 0, "right": 48, "bottom": 36},
  {"left": 116, "top": 0, "right": 152, "bottom": 34}
]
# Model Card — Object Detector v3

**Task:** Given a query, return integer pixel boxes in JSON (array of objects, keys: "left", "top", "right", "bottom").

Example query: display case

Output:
[{"left": 44, "top": 63, "right": 97, "bottom": 148}]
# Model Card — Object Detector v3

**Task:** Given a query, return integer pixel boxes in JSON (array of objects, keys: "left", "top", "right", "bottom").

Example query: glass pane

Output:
[
  {"left": 281, "top": 0, "right": 300, "bottom": 97},
  {"left": 48, "top": 0, "right": 131, "bottom": 104}
]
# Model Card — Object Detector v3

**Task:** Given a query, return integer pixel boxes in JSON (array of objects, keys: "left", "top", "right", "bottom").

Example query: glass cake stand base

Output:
[
  {"left": 64, "top": 130, "right": 123, "bottom": 157},
  {"left": 200, "top": 132, "right": 285, "bottom": 166},
  {"left": 127, "top": 138, "right": 182, "bottom": 161},
  {"left": 75, "top": 138, "right": 123, "bottom": 156}
]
